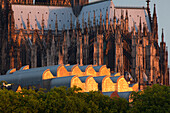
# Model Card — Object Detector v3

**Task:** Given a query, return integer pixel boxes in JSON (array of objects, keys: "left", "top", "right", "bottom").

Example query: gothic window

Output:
[{"left": 38, "top": 12, "right": 39, "bottom": 14}]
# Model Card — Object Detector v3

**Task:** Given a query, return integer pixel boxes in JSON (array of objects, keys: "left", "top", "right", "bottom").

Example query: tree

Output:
[{"left": 129, "top": 84, "right": 170, "bottom": 113}]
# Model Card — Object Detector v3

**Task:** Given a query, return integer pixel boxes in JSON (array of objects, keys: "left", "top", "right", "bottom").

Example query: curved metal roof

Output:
[
  {"left": 19, "top": 65, "right": 29, "bottom": 70},
  {"left": 78, "top": 65, "right": 91, "bottom": 72},
  {"left": 50, "top": 75, "right": 76, "bottom": 88},
  {"left": 0, "top": 69, "right": 50, "bottom": 87},
  {"left": 6, "top": 68, "right": 16, "bottom": 74},
  {"left": 102, "top": 92, "right": 114, "bottom": 97},
  {"left": 117, "top": 91, "right": 132, "bottom": 101},
  {"left": 129, "top": 83, "right": 137, "bottom": 87},
  {"left": 93, "top": 65, "right": 104, "bottom": 72},
  {"left": 64, "top": 65, "right": 77, "bottom": 72},
  {"left": 93, "top": 76, "right": 106, "bottom": 83},
  {"left": 79, "top": 76, "right": 90, "bottom": 83},
  {"left": 110, "top": 76, "right": 121, "bottom": 83},
  {"left": 111, "top": 73, "right": 118, "bottom": 76},
  {"left": 13, "top": 65, "right": 61, "bottom": 76}
]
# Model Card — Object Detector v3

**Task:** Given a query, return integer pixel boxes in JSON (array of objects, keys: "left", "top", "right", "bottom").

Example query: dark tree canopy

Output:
[{"left": 0, "top": 85, "right": 169, "bottom": 113}]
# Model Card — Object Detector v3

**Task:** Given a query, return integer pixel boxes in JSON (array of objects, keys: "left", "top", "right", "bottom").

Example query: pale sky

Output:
[{"left": 90, "top": 0, "right": 170, "bottom": 66}]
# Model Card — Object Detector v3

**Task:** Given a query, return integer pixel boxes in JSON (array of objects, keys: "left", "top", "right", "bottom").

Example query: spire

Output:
[
  {"left": 125, "top": 10, "right": 128, "bottom": 32},
  {"left": 27, "top": 13, "right": 30, "bottom": 30},
  {"left": 76, "top": 17, "right": 79, "bottom": 30},
  {"left": 106, "top": 9, "right": 108, "bottom": 30},
  {"left": 121, "top": 9, "right": 124, "bottom": 20},
  {"left": 146, "top": 0, "right": 150, "bottom": 9},
  {"left": 55, "top": 15, "right": 58, "bottom": 35},
  {"left": 152, "top": 4, "right": 158, "bottom": 39},
  {"left": 110, "top": 18, "right": 112, "bottom": 30},
  {"left": 99, "top": 10, "right": 102, "bottom": 33},
  {"left": 42, "top": 14, "right": 44, "bottom": 34},
  {"left": 97, "top": 19, "right": 99, "bottom": 34},
  {"left": 125, "top": 10, "right": 128, "bottom": 20},
  {"left": 132, "top": 22, "right": 136, "bottom": 36},
  {"left": 146, "top": 0, "right": 151, "bottom": 24},
  {"left": 143, "top": 22, "right": 147, "bottom": 36},
  {"left": 113, "top": 9, "right": 116, "bottom": 29},
  {"left": 20, "top": 23, "right": 23, "bottom": 29},
  {"left": 67, "top": 27, "right": 70, "bottom": 47},
  {"left": 93, "top": 11, "right": 96, "bottom": 31},
  {"left": 153, "top": 4, "right": 156, "bottom": 16},
  {"left": 103, "top": 19, "right": 105, "bottom": 31},
  {"left": 88, "top": 12, "right": 90, "bottom": 33},
  {"left": 121, "top": 10, "right": 124, "bottom": 31},
  {"left": 139, "top": 17, "right": 142, "bottom": 33},
  {"left": 35, "top": 22, "right": 38, "bottom": 30},
  {"left": 70, "top": 14, "right": 72, "bottom": 29},
  {"left": 82, "top": 13, "right": 84, "bottom": 34},
  {"left": 161, "top": 28, "right": 164, "bottom": 42}
]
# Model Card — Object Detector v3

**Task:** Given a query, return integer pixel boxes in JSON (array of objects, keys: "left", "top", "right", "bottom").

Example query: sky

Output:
[{"left": 90, "top": 0, "right": 170, "bottom": 66}]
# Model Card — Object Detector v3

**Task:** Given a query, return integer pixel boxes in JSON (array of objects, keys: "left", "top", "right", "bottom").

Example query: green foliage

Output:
[
  {"left": 129, "top": 84, "right": 170, "bottom": 113},
  {"left": 0, "top": 84, "right": 169, "bottom": 113}
]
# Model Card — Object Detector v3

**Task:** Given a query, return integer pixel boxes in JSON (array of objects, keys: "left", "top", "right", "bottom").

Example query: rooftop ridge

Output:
[
  {"left": 115, "top": 6, "right": 146, "bottom": 9},
  {"left": 84, "top": 0, "right": 111, "bottom": 7},
  {"left": 11, "top": 3, "right": 71, "bottom": 7}
]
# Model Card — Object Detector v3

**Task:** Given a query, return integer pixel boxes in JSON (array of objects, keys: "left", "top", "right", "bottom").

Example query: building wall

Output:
[{"left": 0, "top": 0, "right": 169, "bottom": 86}]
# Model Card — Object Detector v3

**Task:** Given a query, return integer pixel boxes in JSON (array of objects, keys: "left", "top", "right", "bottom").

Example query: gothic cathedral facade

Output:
[{"left": 0, "top": 0, "right": 169, "bottom": 86}]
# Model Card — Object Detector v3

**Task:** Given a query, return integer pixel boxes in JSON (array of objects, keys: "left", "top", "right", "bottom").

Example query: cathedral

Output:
[{"left": 0, "top": 0, "right": 169, "bottom": 87}]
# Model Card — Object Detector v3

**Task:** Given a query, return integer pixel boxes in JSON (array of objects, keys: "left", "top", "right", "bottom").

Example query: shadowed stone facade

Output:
[{"left": 0, "top": 0, "right": 169, "bottom": 88}]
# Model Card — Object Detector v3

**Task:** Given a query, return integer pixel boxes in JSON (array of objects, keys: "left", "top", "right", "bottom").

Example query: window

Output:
[
  {"left": 21, "top": 11, "right": 23, "bottom": 13},
  {"left": 18, "top": 18, "right": 20, "bottom": 20},
  {"left": 46, "top": 12, "right": 48, "bottom": 14},
  {"left": 51, "top": 20, "right": 53, "bottom": 22},
  {"left": 59, "top": 20, "right": 61, "bottom": 22},
  {"left": 54, "top": 13, "right": 56, "bottom": 15},
  {"left": 38, "top": 12, "right": 39, "bottom": 14},
  {"left": 62, "top": 13, "right": 64, "bottom": 15},
  {"left": 29, "top": 12, "right": 31, "bottom": 14}
]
